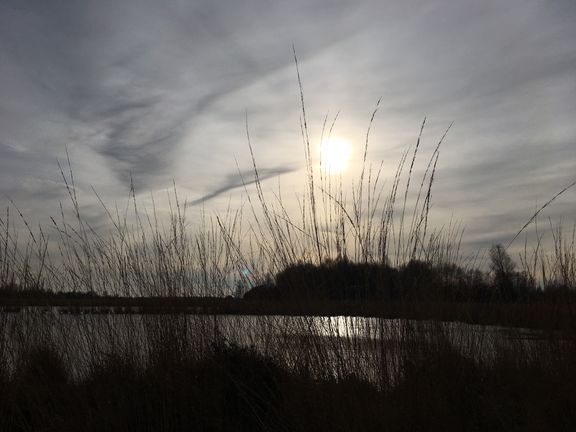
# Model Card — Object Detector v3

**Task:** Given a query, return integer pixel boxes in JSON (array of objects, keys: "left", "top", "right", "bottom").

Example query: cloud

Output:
[
  {"left": 0, "top": 0, "right": 366, "bottom": 192},
  {"left": 188, "top": 166, "right": 296, "bottom": 207},
  {"left": 0, "top": 0, "right": 574, "bottom": 259}
]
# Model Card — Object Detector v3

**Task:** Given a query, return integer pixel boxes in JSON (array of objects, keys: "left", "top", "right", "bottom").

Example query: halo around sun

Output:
[{"left": 320, "top": 137, "right": 351, "bottom": 173}]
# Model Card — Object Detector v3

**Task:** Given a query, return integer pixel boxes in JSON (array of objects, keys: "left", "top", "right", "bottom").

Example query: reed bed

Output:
[{"left": 1, "top": 66, "right": 575, "bottom": 430}]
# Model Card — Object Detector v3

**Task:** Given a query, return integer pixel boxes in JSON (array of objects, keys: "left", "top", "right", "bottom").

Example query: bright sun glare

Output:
[{"left": 320, "top": 137, "right": 351, "bottom": 173}]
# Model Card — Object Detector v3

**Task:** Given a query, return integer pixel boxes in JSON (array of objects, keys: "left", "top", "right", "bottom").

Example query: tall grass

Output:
[{"left": 0, "top": 63, "right": 575, "bottom": 430}]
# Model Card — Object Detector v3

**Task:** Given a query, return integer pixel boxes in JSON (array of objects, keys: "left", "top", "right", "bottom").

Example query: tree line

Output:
[{"left": 244, "top": 245, "right": 574, "bottom": 303}]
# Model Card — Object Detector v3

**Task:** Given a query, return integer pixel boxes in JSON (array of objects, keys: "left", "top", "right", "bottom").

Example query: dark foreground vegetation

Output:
[{"left": 1, "top": 338, "right": 575, "bottom": 432}]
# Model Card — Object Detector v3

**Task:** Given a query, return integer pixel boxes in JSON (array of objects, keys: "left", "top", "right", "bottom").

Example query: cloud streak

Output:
[{"left": 188, "top": 166, "right": 296, "bottom": 207}]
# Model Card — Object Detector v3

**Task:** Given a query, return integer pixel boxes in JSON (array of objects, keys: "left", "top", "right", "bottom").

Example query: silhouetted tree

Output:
[{"left": 489, "top": 244, "right": 517, "bottom": 301}]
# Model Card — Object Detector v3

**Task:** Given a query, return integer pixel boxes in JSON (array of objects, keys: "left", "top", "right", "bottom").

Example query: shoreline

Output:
[{"left": 1, "top": 297, "right": 574, "bottom": 331}]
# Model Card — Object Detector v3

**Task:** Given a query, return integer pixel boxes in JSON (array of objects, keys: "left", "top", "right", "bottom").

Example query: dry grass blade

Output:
[{"left": 507, "top": 178, "right": 576, "bottom": 249}]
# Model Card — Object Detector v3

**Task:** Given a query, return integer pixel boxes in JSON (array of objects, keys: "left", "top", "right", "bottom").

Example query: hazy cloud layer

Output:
[{"left": 0, "top": 0, "right": 575, "bottom": 255}]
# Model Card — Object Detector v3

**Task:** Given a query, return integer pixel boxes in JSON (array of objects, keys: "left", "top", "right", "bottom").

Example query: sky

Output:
[{"left": 1, "top": 0, "right": 575, "bottom": 263}]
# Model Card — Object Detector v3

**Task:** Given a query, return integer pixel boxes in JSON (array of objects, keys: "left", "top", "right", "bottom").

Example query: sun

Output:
[{"left": 320, "top": 137, "right": 351, "bottom": 173}]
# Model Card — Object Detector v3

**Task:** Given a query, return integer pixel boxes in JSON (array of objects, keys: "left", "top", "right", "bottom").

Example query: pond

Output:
[{"left": 0, "top": 310, "right": 556, "bottom": 385}]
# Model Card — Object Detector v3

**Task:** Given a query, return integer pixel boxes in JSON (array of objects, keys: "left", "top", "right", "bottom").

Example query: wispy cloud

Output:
[{"left": 188, "top": 166, "right": 296, "bottom": 207}]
